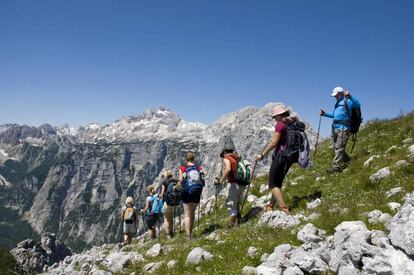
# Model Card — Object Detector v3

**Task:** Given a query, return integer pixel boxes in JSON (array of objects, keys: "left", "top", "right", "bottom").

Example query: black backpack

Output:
[
  {"left": 165, "top": 179, "right": 182, "bottom": 206},
  {"left": 344, "top": 98, "right": 362, "bottom": 134},
  {"left": 280, "top": 120, "right": 310, "bottom": 168}
]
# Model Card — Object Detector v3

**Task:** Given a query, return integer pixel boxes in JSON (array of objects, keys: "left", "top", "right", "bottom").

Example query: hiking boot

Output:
[{"left": 327, "top": 166, "right": 342, "bottom": 174}]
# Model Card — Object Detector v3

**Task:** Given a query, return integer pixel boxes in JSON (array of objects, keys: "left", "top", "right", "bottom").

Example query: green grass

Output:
[
  {"left": 116, "top": 112, "right": 414, "bottom": 274},
  {"left": 0, "top": 247, "right": 17, "bottom": 275}
]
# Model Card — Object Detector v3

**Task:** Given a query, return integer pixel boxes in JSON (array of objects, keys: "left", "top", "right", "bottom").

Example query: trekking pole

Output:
[
  {"left": 239, "top": 161, "right": 257, "bottom": 219},
  {"left": 313, "top": 115, "right": 322, "bottom": 159},
  {"left": 214, "top": 179, "right": 219, "bottom": 229},
  {"left": 197, "top": 203, "right": 200, "bottom": 230}
]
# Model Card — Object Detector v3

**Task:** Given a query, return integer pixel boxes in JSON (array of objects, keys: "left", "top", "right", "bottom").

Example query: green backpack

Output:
[{"left": 235, "top": 157, "right": 252, "bottom": 186}]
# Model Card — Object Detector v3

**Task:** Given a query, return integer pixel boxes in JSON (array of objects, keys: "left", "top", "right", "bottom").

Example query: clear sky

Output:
[{"left": 1, "top": 0, "right": 413, "bottom": 136}]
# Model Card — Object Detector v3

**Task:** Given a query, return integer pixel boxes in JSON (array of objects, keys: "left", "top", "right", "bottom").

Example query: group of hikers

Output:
[{"left": 120, "top": 86, "right": 361, "bottom": 245}]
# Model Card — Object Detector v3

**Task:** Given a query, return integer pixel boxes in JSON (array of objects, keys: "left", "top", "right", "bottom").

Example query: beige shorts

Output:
[
  {"left": 164, "top": 204, "right": 178, "bottom": 221},
  {"left": 123, "top": 222, "right": 137, "bottom": 234},
  {"left": 225, "top": 183, "right": 247, "bottom": 216}
]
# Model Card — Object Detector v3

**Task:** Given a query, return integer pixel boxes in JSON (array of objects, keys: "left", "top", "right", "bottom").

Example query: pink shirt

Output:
[{"left": 274, "top": 121, "right": 287, "bottom": 155}]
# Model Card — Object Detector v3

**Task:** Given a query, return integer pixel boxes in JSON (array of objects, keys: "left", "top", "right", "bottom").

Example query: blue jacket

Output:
[{"left": 323, "top": 95, "right": 361, "bottom": 131}]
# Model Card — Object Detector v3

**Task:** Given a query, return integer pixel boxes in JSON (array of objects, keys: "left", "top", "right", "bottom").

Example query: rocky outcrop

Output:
[
  {"left": 257, "top": 211, "right": 302, "bottom": 229},
  {"left": 253, "top": 218, "right": 414, "bottom": 274},
  {"left": 11, "top": 233, "right": 72, "bottom": 274},
  {"left": 388, "top": 191, "right": 414, "bottom": 256}
]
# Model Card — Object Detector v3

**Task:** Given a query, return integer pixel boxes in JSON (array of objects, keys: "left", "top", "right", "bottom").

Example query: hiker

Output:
[
  {"left": 121, "top": 196, "right": 138, "bottom": 245},
  {"left": 215, "top": 146, "right": 247, "bottom": 227},
  {"left": 320, "top": 87, "right": 361, "bottom": 174},
  {"left": 159, "top": 170, "right": 181, "bottom": 238},
  {"left": 140, "top": 185, "right": 160, "bottom": 239},
  {"left": 178, "top": 152, "right": 204, "bottom": 239},
  {"left": 256, "top": 104, "right": 296, "bottom": 214}
]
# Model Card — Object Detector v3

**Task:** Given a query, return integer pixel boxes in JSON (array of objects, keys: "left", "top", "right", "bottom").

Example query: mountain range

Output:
[{"left": 0, "top": 104, "right": 317, "bottom": 251}]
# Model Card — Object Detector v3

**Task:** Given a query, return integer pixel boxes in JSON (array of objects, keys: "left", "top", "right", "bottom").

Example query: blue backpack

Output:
[
  {"left": 146, "top": 195, "right": 163, "bottom": 215},
  {"left": 184, "top": 165, "right": 204, "bottom": 194}
]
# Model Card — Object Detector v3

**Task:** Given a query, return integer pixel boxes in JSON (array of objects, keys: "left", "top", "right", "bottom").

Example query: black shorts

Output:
[
  {"left": 146, "top": 213, "right": 159, "bottom": 229},
  {"left": 182, "top": 190, "right": 201, "bottom": 204},
  {"left": 268, "top": 154, "right": 294, "bottom": 189}
]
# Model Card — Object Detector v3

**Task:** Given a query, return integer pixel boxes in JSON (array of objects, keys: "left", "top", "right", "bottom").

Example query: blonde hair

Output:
[
  {"left": 146, "top": 185, "right": 155, "bottom": 194},
  {"left": 164, "top": 170, "right": 173, "bottom": 179},
  {"left": 125, "top": 196, "right": 135, "bottom": 206},
  {"left": 186, "top": 152, "right": 195, "bottom": 162}
]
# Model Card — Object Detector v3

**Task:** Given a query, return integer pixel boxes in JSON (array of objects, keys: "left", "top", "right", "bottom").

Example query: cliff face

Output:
[{"left": 0, "top": 104, "right": 316, "bottom": 251}]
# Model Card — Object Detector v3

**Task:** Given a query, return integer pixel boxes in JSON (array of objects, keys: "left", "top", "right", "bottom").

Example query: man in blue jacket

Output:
[{"left": 320, "top": 86, "right": 361, "bottom": 174}]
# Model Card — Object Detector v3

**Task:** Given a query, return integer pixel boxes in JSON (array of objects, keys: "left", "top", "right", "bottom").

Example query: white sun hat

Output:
[{"left": 331, "top": 86, "right": 344, "bottom": 97}]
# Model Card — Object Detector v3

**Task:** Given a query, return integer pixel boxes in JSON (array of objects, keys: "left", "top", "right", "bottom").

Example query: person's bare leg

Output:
[
  {"left": 183, "top": 203, "right": 192, "bottom": 237},
  {"left": 123, "top": 234, "right": 128, "bottom": 244},
  {"left": 271, "top": 187, "right": 289, "bottom": 213},
  {"left": 189, "top": 203, "right": 198, "bottom": 237}
]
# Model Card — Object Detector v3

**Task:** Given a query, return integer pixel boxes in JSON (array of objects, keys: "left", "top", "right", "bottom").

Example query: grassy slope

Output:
[
  {"left": 0, "top": 247, "right": 16, "bottom": 275},
  {"left": 118, "top": 112, "right": 414, "bottom": 274}
]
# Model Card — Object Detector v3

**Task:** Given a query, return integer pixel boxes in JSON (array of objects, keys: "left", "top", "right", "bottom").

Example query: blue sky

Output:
[{"left": 1, "top": 0, "right": 413, "bottom": 136}]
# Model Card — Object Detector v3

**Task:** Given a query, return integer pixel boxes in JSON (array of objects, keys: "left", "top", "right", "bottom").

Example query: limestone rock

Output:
[
  {"left": 257, "top": 211, "right": 301, "bottom": 229},
  {"left": 289, "top": 247, "right": 329, "bottom": 273},
  {"left": 145, "top": 243, "right": 162, "bottom": 258},
  {"left": 386, "top": 187, "right": 403, "bottom": 197},
  {"left": 186, "top": 247, "right": 213, "bottom": 265},
  {"left": 297, "top": 223, "right": 326, "bottom": 243},
  {"left": 388, "top": 198, "right": 414, "bottom": 256},
  {"left": 367, "top": 210, "right": 392, "bottom": 226},
  {"left": 363, "top": 155, "right": 380, "bottom": 167},
  {"left": 242, "top": 266, "right": 258, "bottom": 274},
  {"left": 247, "top": 247, "right": 258, "bottom": 258},
  {"left": 306, "top": 199, "right": 322, "bottom": 210},
  {"left": 387, "top": 202, "right": 401, "bottom": 211},
  {"left": 369, "top": 167, "right": 391, "bottom": 183},
  {"left": 167, "top": 260, "right": 176, "bottom": 269},
  {"left": 283, "top": 265, "right": 304, "bottom": 275}
]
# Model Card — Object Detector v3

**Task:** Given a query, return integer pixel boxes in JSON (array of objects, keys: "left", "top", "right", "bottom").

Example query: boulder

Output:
[
  {"left": 11, "top": 232, "right": 72, "bottom": 275},
  {"left": 297, "top": 223, "right": 326, "bottom": 243},
  {"left": 105, "top": 252, "right": 143, "bottom": 273},
  {"left": 289, "top": 247, "right": 329, "bottom": 273},
  {"left": 362, "top": 244, "right": 414, "bottom": 274},
  {"left": 367, "top": 210, "right": 392, "bottom": 226},
  {"left": 386, "top": 187, "right": 403, "bottom": 197},
  {"left": 388, "top": 198, "right": 414, "bottom": 256},
  {"left": 186, "top": 247, "right": 213, "bottom": 265},
  {"left": 145, "top": 243, "right": 162, "bottom": 257},
  {"left": 402, "top": 138, "right": 413, "bottom": 145},
  {"left": 387, "top": 202, "right": 401, "bottom": 211},
  {"left": 363, "top": 155, "right": 380, "bottom": 167},
  {"left": 394, "top": 160, "right": 410, "bottom": 167},
  {"left": 338, "top": 265, "right": 361, "bottom": 275},
  {"left": 329, "top": 221, "right": 378, "bottom": 273},
  {"left": 256, "top": 244, "right": 293, "bottom": 275},
  {"left": 283, "top": 265, "right": 304, "bottom": 275},
  {"left": 242, "top": 266, "right": 258, "bottom": 274},
  {"left": 306, "top": 198, "right": 322, "bottom": 210},
  {"left": 369, "top": 167, "right": 391, "bottom": 183},
  {"left": 257, "top": 211, "right": 301, "bottom": 229},
  {"left": 408, "top": 144, "right": 414, "bottom": 158},
  {"left": 167, "top": 260, "right": 176, "bottom": 269},
  {"left": 247, "top": 247, "right": 258, "bottom": 258}
]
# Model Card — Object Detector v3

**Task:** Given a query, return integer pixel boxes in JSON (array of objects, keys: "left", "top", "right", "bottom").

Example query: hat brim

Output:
[{"left": 331, "top": 92, "right": 338, "bottom": 97}]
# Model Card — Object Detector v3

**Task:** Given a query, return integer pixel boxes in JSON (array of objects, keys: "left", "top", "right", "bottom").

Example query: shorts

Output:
[
  {"left": 123, "top": 221, "right": 137, "bottom": 234},
  {"left": 146, "top": 213, "right": 159, "bottom": 229},
  {"left": 164, "top": 204, "right": 178, "bottom": 221},
  {"left": 182, "top": 190, "right": 201, "bottom": 204},
  {"left": 225, "top": 183, "right": 247, "bottom": 216},
  {"left": 268, "top": 154, "right": 294, "bottom": 189}
]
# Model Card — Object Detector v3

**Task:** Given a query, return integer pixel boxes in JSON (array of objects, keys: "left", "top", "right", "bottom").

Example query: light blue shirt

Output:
[{"left": 323, "top": 95, "right": 361, "bottom": 131}]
